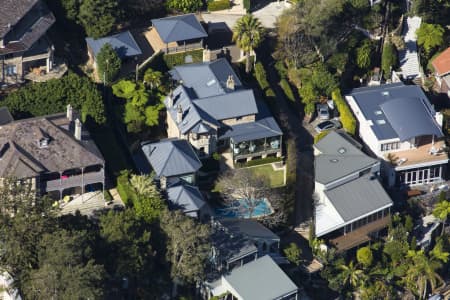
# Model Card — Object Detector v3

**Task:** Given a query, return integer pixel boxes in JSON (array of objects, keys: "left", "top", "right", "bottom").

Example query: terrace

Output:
[{"left": 386, "top": 139, "right": 448, "bottom": 168}]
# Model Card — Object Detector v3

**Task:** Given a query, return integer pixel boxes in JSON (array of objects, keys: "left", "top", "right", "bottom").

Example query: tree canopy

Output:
[
  {"left": 166, "top": 0, "right": 203, "bottom": 13},
  {"left": 96, "top": 43, "right": 121, "bottom": 84},
  {"left": 416, "top": 22, "right": 445, "bottom": 55},
  {"left": 79, "top": 0, "right": 118, "bottom": 38}
]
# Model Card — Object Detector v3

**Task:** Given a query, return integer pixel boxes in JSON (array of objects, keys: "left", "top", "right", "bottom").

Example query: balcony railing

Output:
[
  {"left": 43, "top": 169, "right": 104, "bottom": 192},
  {"left": 232, "top": 139, "right": 281, "bottom": 159},
  {"left": 164, "top": 42, "right": 203, "bottom": 54}
]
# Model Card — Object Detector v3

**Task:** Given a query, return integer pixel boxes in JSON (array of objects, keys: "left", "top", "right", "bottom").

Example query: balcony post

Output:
[{"left": 81, "top": 167, "right": 84, "bottom": 203}]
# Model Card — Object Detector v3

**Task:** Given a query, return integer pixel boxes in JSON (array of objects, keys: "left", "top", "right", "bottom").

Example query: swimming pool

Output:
[{"left": 214, "top": 199, "right": 273, "bottom": 218}]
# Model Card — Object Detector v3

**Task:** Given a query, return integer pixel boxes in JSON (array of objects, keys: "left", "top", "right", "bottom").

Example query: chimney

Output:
[
  {"left": 66, "top": 104, "right": 73, "bottom": 121},
  {"left": 167, "top": 90, "right": 174, "bottom": 108},
  {"left": 177, "top": 104, "right": 183, "bottom": 123},
  {"left": 74, "top": 118, "right": 82, "bottom": 141},
  {"left": 226, "top": 75, "right": 235, "bottom": 90}
]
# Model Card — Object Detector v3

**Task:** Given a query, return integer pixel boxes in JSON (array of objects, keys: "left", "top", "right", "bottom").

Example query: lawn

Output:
[{"left": 247, "top": 164, "right": 285, "bottom": 188}]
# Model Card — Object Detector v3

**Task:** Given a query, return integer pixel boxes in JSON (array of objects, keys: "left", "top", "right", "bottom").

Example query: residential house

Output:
[
  {"left": 147, "top": 14, "right": 207, "bottom": 54},
  {"left": 166, "top": 181, "right": 207, "bottom": 218},
  {"left": 141, "top": 138, "right": 202, "bottom": 190},
  {"left": 345, "top": 83, "right": 448, "bottom": 187},
  {"left": 0, "top": 105, "right": 105, "bottom": 200},
  {"left": 431, "top": 47, "right": 450, "bottom": 95},
  {"left": 314, "top": 131, "right": 393, "bottom": 252},
  {"left": 165, "top": 58, "right": 282, "bottom": 165},
  {"left": 204, "top": 255, "right": 298, "bottom": 300},
  {"left": 0, "top": 0, "right": 56, "bottom": 85},
  {"left": 86, "top": 31, "right": 142, "bottom": 72}
]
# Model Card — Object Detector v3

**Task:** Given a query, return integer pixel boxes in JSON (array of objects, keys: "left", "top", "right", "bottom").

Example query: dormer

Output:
[
  {"left": 38, "top": 137, "right": 49, "bottom": 148},
  {"left": 35, "top": 128, "right": 50, "bottom": 148}
]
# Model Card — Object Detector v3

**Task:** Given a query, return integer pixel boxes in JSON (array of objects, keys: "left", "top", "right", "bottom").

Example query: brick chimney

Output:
[
  {"left": 74, "top": 118, "right": 82, "bottom": 141},
  {"left": 226, "top": 75, "right": 235, "bottom": 90},
  {"left": 177, "top": 104, "right": 183, "bottom": 123}
]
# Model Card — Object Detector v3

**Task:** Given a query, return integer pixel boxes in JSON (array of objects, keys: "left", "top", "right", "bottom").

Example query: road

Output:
[{"left": 257, "top": 37, "right": 315, "bottom": 226}]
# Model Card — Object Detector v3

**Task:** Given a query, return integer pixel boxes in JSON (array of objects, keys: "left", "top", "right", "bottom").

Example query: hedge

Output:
[
  {"left": 208, "top": 0, "right": 231, "bottom": 11},
  {"left": 236, "top": 156, "right": 282, "bottom": 168},
  {"left": 280, "top": 79, "right": 295, "bottom": 102},
  {"left": 163, "top": 49, "right": 203, "bottom": 68},
  {"left": 254, "top": 62, "right": 270, "bottom": 92},
  {"left": 331, "top": 89, "right": 356, "bottom": 135},
  {"left": 116, "top": 170, "right": 135, "bottom": 207}
]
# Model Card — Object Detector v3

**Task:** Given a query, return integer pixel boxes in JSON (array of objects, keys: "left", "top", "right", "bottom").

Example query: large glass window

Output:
[{"left": 5, "top": 65, "right": 16, "bottom": 76}]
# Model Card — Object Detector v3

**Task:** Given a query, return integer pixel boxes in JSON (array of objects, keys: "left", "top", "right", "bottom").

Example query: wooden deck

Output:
[
  {"left": 385, "top": 140, "right": 448, "bottom": 168},
  {"left": 330, "top": 216, "right": 391, "bottom": 252}
]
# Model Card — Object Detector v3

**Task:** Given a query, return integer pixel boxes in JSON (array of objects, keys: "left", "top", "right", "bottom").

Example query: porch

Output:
[
  {"left": 231, "top": 136, "right": 282, "bottom": 163},
  {"left": 24, "top": 58, "right": 67, "bottom": 82},
  {"left": 386, "top": 139, "right": 448, "bottom": 168},
  {"left": 144, "top": 27, "right": 203, "bottom": 54}
]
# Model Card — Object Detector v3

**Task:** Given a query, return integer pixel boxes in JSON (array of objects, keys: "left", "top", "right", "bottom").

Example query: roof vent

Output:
[
  {"left": 374, "top": 110, "right": 383, "bottom": 115},
  {"left": 330, "top": 158, "right": 339, "bottom": 163},
  {"left": 376, "top": 119, "right": 386, "bottom": 125},
  {"left": 206, "top": 79, "right": 216, "bottom": 87},
  {"left": 38, "top": 138, "right": 49, "bottom": 148},
  {"left": 338, "top": 147, "right": 346, "bottom": 154},
  {"left": 382, "top": 91, "right": 389, "bottom": 96}
]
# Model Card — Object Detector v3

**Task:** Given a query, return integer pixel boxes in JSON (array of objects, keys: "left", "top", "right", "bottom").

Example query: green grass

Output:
[
  {"left": 163, "top": 49, "right": 204, "bottom": 68},
  {"left": 247, "top": 164, "right": 285, "bottom": 188}
]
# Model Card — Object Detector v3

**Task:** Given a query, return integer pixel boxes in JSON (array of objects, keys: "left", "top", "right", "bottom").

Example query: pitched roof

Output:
[
  {"left": 348, "top": 83, "right": 443, "bottom": 141},
  {"left": 221, "top": 255, "right": 298, "bottom": 300},
  {"left": 219, "top": 219, "right": 279, "bottom": 241},
  {"left": 0, "top": 107, "right": 14, "bottom": 125},
  {"left": 141, "top": 139, "right": 202, "bottom": 177},
  {"left": 0, "top": 114, "right": 104, "bottom": 178},
  {"left": 86, "top": 31, "right": 142, "bottom": 59},
  {"left": 219, "top": 116, "right": 282, "bottom": 143},
  {"left": 314, "top": 131, "right": 378, "bottom": 185},
  {"left": 432, "top": 47, "right": 450, "bottom": 76},
  {"left": 167, "top": 183, "right": 206, "bottom": 213},
  {"left": 151, "top": 14, "right": 207, "bottom": 43},
  {"left": 0, "top": 0, "right": 39, "bottom": 38}
]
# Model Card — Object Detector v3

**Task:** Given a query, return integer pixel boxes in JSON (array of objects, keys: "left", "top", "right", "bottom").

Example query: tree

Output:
[
  {"left": 130, "top": 174, "right": 166, "bottom": 223},
  {"left": 233, "top": 14, "right": 265, "bottom": 73},
  {"left": 416, "top": 23, "right": 445, "bottom": 54},
  {"left": 381, "top": 41, "right": 397, "bottom": 79},
  {"left": 356, "top": 40, "right": 372, "bottom": 70},
  {"left": 96, "top": 43, "right": 121, "bottom": 85},
  {"left": 339, "top": 261, "right": 366, "bottom": 291},
  {"left": 23, "top": 230, "right": 105, "bottom": 299},
  {"left": 166, "top": 0, "right": 202, "bottom": 12},
  {"left": 284, "top": 243, "right": 302, "bottom": 266},
  {"left": 79, "top": 0, "right": 118, "bottom": 38},
  {"left": 356, "top": 246, "right": 373, "bottom": 268},
  {"left": 433, "top": 200, "right": 450, "bottom": 235},
  {"left": 143, "top": 68, "right": 163, "bottom": 89},
  {"left": 160, "top": 210, "right": 210, "bottom": 295}
]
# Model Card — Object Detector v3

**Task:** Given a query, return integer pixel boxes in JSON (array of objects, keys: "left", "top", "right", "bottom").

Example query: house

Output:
[
  {"left": 166, "top": 181, "right": 207, "bottom": 218},
  {"left": 0, "top": 0, "right": 56, "bottom": 85},
  {"left": 345, "top": 83, "right": 448, "bottom": 187},
  {"left": 0, "top": 105, "right": 105, "bottom": 200},
  {"left": 431, "top": 47, "right": 450, "bottom": 95},
  {"left": 164, "top": 58, "right": 283, "bottom": 165},
  {"left": 141, "top": 138, "right": 202, "bottom": 189},
  {"left": 147, "top": 14, "right": 207, "bottom": 54},
  {"left": 204, "top": 255, "right": 298, "bottom": 300},
  {"left": 314, "top": 131, "right": 393, "bottom": 252},
  {"left": 86, "top": 31, "right": 142, "bottom": 70}
]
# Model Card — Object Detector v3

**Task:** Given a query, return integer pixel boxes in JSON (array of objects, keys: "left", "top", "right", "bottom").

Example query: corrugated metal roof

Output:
[
  {"left": 141, "top": 139, "right": 201, "bottom": 177},
  {"left": 151, "top": 14, "right": 207, "bottom": 43},
  {"left": 86, "top": 31, "right": 142, "bottom": 59},
  {"left": 324, "top": 174, "right": 393, "bottom": 222},
  {"left": 219, "top": 117, "right": 282, "bottom": 143},
  {"left": 167, "top": 183, "right": 205, "bottom": 213},
  {"left": 222, "top": 255, "right": 298, "bottom": 300},
  {"left": 220, "top": 219, "right": 279, "bottom": 241},
  {"left": 314, "top": 131, "right": 378, "bottom": 184}
]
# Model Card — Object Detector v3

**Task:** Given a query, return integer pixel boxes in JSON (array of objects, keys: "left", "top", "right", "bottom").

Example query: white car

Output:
[{"left": 317, "top": 104, "right": 330, "bottom": 120}]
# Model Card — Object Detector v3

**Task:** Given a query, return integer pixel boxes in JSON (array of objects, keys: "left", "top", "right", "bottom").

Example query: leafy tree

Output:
[
  {"left": 356, "top": 40, "right": 372, "bottom": 70},
  {"left": 23, "top": 230, "right": 105, "bottom": 299},
  {"left": 416, "top": 23, "right": 445, "bottom": 55},
  {"left": 96, "top": 43, "right": 121, "bottom": 85},
  {"left": 433, "top": 200, "right": 450, "bottom": 235},
  {"left": 404, "top": 214, "right": 414, "bottom": 233},
  {"left": 233, "top": 14, "right": 265, "bottom": 73},
  {"left": 284, "top": 243, "right": 302, "bottom": 266},
  {"left": 79, "top": 0, "right": 118, "bottom": 38},
  {"left": 130, "top": 174, "right": 166, "bottom": 222},
  {"left": 143, "top": 68, "right": 163, "bottom": 89},
  {"left": 356, "top": 246, "right": 373, "bottom": 268},
  {"left": 59, "top": 0, "right": 80, "bottom": 21},
  {"left": 3, "top": 72, "right": 106, "bottom": 124},
  {"left": 381, "top": 41, "right": 397, "bottom": 79},
  {"left": 338, "top": 261, "right": 365, "bottom": 292},
  {"left": 166, "top": 0, "right": 202, "bottom": 12}
]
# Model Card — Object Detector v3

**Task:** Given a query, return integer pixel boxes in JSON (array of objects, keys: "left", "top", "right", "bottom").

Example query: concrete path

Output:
[{"left": 253, "top": 1, "right": 293, "bottom": 28}]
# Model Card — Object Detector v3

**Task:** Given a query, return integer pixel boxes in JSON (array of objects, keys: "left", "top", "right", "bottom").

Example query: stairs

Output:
[{"left": 398, "top": 16, "right": 423, "bottom": 81}]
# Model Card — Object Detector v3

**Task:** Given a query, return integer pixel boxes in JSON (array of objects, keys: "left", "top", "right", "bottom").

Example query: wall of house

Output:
[
  {"left": 221, "top": 114, "right": 256, "bottom": 126},
  {"left": 166, "top": 113, "right": 181, "bottom": 139},
  {"left": 189, "top": 133, "right": 217, "bottom": 156},
  {"left": 0, "top": 55, "right": 23, "bottom": 83}
]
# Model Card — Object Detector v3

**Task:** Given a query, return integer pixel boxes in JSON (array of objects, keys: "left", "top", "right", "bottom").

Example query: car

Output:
[
  {"left": 317, "top": 104, "right": 330, "bottom": 120},
  {"left": 314, "top": 120, "right": 342, "bottom": 133}
]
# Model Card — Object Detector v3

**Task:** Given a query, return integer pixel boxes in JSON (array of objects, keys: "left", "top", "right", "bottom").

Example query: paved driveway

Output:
[{"left": 253, "top": 1, "right": 293, "bottom": 28}]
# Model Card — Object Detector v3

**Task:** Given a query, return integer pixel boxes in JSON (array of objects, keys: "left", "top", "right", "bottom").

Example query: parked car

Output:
[
  {"left": 315, "top": 120, "right": 342, "bottom": 133},
  {"left": 317, "top": 104, "right": 330, "bottom": 120}
]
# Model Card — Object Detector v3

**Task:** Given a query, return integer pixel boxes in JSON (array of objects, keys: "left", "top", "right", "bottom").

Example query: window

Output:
[
  {"left": 5, "top": 64, "right": 16, "bottom": 76},
  {"left": 381, "top": 142, "right": 399, "bottom": 151}
]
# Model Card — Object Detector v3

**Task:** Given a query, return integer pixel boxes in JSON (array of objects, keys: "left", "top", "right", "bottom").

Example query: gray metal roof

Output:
[
  {"left": 86, "top": 31, "right": 142, "bottom": 59},
  {"left": 170, "top": 59, "right": 242, "bottom": 98},
  {"left": 141, "top": 139, "right": 202, "bottom": 177},
  {"left": 223, "top": 255, "right": 298, "bottom": 300},
  {"left": 167, "top": 183, "right": 205, "bottom": 213},
  {"left": 219, "top": 117, "right": 282, "bottom": 143},
  {"left": 220, "top": 219, "right": 279, "bottom": 241},
  {"left": 324, "top": 174, "right": 393, "bottom": 222},
  {"left": 0, "top": 107, "right": 14, "bottom": 125},
  {"left": 348, "top": 83, "right": 442, "bottom": 141},
  {"left": 151, "top": 14, "right": 207, "bottom": 43},
  {"left": 315, "top": 131, "right": 378, "bottom": 185}
]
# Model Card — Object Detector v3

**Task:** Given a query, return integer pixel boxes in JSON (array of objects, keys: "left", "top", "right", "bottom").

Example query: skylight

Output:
[
  {"left": 374, "top": 110, "right": 383, "bottom": 115},
  {"left": 376, "top": 119, "right": 386, "bottom": 125},
  {"left": 382, "top": 91, "right": 389, "bottom": 96},
  {"left": 206, "top": 79, "right": 216, "bottom": 87},
  {"left": 338, "top": 147, "right": 346, "bottom": 154}
]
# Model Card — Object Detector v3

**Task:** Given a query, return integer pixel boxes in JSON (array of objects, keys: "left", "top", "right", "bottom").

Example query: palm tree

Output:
[
  {"left": 232, "top": 14, "right": 265, "bottom": 73},
  {"left": 339, "top": 261, "right": 366, "bottom": 292},
  {"left": 129, "top": 174, "right": 159, "bottom": 198},
  {"left": 433, "top": 200, "right": 450, "bottom": 235},
  {"left": 143, "top": 68, "right": 162, "bottom": 89}
]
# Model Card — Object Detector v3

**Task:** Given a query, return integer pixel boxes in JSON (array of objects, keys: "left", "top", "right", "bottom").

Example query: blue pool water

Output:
[{"left": 214, "top": 199, "right": 273, "bottom": 218}]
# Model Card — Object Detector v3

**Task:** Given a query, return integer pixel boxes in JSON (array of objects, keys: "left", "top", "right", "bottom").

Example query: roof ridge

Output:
[{"left": 159, "top": 142, "right": 176, "bottom": 176}]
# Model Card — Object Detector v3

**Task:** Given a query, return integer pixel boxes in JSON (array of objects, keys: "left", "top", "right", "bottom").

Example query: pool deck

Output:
[{"left": 214, "top": 198, "right": 274, "bottom": 219}]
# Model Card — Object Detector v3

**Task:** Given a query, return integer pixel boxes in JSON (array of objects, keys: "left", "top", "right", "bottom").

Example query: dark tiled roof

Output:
[
  {"left": 86, "top": 31, "right": 142, "bottom": 59},
  {"left": 151, "top": 14, "right": 207, "bottom": 43},
  {"left": 0, "top": 107, "right": 14, "bottom": 125},
  {"left": 0, "top": 0, "right": 39, "bottom": 38}
]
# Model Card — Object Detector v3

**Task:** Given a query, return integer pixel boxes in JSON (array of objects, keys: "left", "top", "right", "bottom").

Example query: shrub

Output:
[
  {"left": 236, "top": 156, "right": 282, "bottom": 168},
  {"left": 332, "top": 89, "right": 356, "bottom": 135},
  {"left": 254, "top": 62, "right": 270, "bottom": 92},
  {"left": 280, "top": 79, "right": 295, "bottom": 102},
  {"left": 275, "top": 61, "right": 288, "bottom": 78},
  {"left": 381, "top": 41, "right": 397, "bottom": 79},
  {"left": 208, "top": 0, "right": 231, "bottom": 11},
  {"left": 314, "top": 130, "right": 330, "bottom": 144},
  {"left": 117, "top": 170, "right": 133, "bottom": 206},
  {"left": 163, "top": 49, "right": 203, "bottom": 68},
  {"left": 212, "top": 152, "right": 221, "bottom": 161}
]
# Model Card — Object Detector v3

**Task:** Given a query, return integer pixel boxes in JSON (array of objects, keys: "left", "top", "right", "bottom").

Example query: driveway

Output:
[{"left": 253, "top": 1, "right": 293, "bottom": 28}]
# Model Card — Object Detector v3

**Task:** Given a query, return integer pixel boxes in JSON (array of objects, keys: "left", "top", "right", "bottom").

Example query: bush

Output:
[
  {"left": 280, "top": 79, "right": 295, "bottom": 102},
  {"left": 314, "top": 130, "right": 330, "bottom": 144},
  {"left": 332, "top": 89, "right": 356, "bottom": 135},
  {"left": 254, "top": 62, "right": 270, "bottom": 92},
  {"left": 381, "top": 41, "right": 397, "bottom": 79},
  {"left": 208, "top": 0, "right": 231, "bottom": 11},
  {"left": 275, "top": 61, "right": 288, "bottom": 78},
  {"left": 236, "top": 156, "right": 282, "bottom": 168},
  {"left": 116, "top": 170, "right": 134, "bottom": 206},
  {"left": 163, "top": 49, "right": 203, "bottom": 68}
]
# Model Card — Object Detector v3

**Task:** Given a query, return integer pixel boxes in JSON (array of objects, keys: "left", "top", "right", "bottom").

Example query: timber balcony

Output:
[{"left": 42, "top": 169, "right": 105, "bottom": 192}]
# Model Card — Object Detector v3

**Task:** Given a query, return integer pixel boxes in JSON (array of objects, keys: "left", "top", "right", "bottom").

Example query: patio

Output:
[
  {"left": 386, "top": 140, "right": 448, "bottom": 168},
  {"left": 24, "top": 60, "right": 67, "bottom": 82}
]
